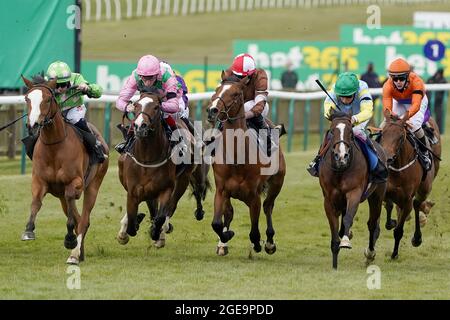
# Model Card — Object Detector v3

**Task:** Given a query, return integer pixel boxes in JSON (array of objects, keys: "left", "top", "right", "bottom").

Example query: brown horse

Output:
[
  {"left": 318, "top": 111, "right": 386, "bottom": 269},
  {"left": 206, "top": 74, "right": 286, "bottom": 256},
  {"left": 117, "top": 91, "right": 205, "bottom": 248},
  {"left": 21, "top": 77, "right": 109, "bottom": 265},
  {"left": 379, "top": 109, "right": 441, "bottom": 259}
]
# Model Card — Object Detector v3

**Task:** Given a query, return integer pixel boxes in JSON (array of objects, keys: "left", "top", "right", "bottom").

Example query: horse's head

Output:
[
  {"left": 379, "top": 109, "right": 409, "bottom": 165},
  {"left": 22, "top": 76, "right": 58, "bottom": 135},
  {"left": 207, "top": 71, "right": 248, "bottom": 125},
  {"left": 329, "top": 110, "right": 354, "bottom": 171},
  {"left": 133, "top": 90, "right": 164, "bottom": 138}
]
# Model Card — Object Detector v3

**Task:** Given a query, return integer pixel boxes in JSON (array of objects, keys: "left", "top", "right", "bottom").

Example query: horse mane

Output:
[
  {"left": 139, "top": 85, "right": 161, "bottom": 95},
  {"left": 329, "top": 110, "right": 351, "bottom": 121}
]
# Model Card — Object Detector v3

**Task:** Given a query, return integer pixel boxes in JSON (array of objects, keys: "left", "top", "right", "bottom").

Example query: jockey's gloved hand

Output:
[{"left": 77, "top": 83, "right": 90, "bottom": 93}]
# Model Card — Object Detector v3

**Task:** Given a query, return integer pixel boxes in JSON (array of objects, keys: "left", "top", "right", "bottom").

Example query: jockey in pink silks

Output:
[{"left": 115, "top": 55, "right": 190, "bottom": 153}]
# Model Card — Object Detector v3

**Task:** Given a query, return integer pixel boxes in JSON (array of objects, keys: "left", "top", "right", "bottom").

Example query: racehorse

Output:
[
  {"left": 318, "top": 110, "right": 387, "bottom": 269},
  {"left": 206, "top": 73, "right": 286, "bottom": 256},
  {"left": 21, "top": 76, "right": 109, "bottom": 265},
  {"left": 117, "top": 91, "right": 208, "bottom": 248},
  {"left": 379, "top": 109, "right": 441, "bottom": 259}
]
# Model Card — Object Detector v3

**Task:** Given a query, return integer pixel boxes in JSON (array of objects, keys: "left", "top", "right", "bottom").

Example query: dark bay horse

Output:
[
  {"left": 379, "top": 109, "right": 441, "bottom": 259},
  {"left": 206, "top": 74, "right": 286, "bottom": 256},
  {"left": 318, "top": 111, "right": 386, "bottom": 269},
  {"left": 21, "top": 77, "right": 109, "bottom": 265},
  {"left": 117, "top": 92, "right": 208, "bottom": 248}
]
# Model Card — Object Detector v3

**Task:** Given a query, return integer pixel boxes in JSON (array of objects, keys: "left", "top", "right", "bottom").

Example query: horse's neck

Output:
[
  {"left": 134, "top": 125, "right": 168, "bottom": 162},
  {"left": 40, "top": 112, "right": 66, "bottom": 144},
  {"left": 397, "top": 135, "right": 415, "bottom": 165}
]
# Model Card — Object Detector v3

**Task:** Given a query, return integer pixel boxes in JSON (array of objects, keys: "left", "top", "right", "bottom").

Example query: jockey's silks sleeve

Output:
[{"left": 352, "top": 82, "right": 373, "bottom": 124}]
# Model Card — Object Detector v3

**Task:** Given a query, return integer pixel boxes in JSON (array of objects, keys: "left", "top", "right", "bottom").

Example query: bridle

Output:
[
  {"left": 329, "top": 118, "right": 355, "bottom": 172},
  {"left": 210, "top": 82, "right": 245, "bottom": 125}
]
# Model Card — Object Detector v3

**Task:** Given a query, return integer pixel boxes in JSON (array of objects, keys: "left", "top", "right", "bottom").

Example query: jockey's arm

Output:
[
  {"left": 116, "top": 74, "right": 138, "bottom": 112},
  {"left": 382, "top": 82, "right": 394, "bottom": 114},
  {"left": 248, "top": 71, "right": 269, "bottom": 118},
  {"left": 407, "top": 79, "right": 425, "bottom": 118},
  {"left": 323, "top": 95, "right": 336, "bottom": 120},
  {"left": 86, "top": 83, "right": 102, "bottom": 98},
  {"left": 161, "top": 72, "right": 183, "bottom": 114},
  {"left": 352, "top": 84, "right": 373, "bottom": 125},
  {"left": 353, "top": 98, "right": 373, "bottom": 125}
]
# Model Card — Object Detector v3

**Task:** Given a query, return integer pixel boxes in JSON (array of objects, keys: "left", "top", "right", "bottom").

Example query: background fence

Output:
[
  {"left": 1, "top": 83, "right": 449, "bottom": 173},
  {"left": 82, "top": 0, "right": 447, "bottom": 21}
]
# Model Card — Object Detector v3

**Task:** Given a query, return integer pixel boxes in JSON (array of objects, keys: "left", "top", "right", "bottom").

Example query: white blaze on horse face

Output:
[
  {"left": 135, "top": 97, "right": 154, "bottom": 127},
  {"left": 210, "top": 84, "right": 232, "bottom": 110},
  {"left": 28, "top": 89, "right": 43, "bottom": 127},
  {"left": 336, "top": 123, "right": 347, "bottom": 160}
]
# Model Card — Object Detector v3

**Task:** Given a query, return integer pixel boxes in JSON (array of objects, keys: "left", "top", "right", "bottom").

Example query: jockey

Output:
[
  {"left": 115, "top": 55, "right": 189, "bottom": 153},
  {"left": 46, "top": 61, "right": 106, "bottom": 162},
  {"left": 307, "top": 72, "right": 388, "bottom": 183},
  {"left": 381, "top": 58, "right": 432, "bottom": 171},
  {"left": 221, "top": 53, "right": 285, "bottom": 151}
]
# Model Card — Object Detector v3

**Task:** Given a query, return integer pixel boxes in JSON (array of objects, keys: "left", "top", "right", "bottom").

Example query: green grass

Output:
[
  {"left": 0, "top": 134, "right": 449, "bottom": 299},
  {"left": 82, "top": 3, "right": 450, "bottom": 64}
]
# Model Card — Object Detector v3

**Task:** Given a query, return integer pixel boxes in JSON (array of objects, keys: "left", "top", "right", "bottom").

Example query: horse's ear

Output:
[
  {"left": 47, "top": 79, "right": 57, "bottom": 90},
  {"left": 21, "top": 75, "right": 33, "bottom": 89},
  {"left": 221, "top": 70, "right": 226, "bottom": 81},
  {"left": 239, "top": 76, "right": 250, "bottom": 86},
  {"left": 383, "top": 108, "right": 391, "bottom": 121}
]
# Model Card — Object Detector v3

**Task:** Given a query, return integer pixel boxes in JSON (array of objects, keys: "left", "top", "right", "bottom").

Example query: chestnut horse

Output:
[
  {"left": 206, "top": 75, "right": 286, "bottom": 256},
  {"left": 21, "top": 77, "right": 109, "bottom": 265},
  {"left": 379, "top": 109, "right": 441, "bottom": 259},
  {"left": 117, "top": 92, "right": 207, "bottom": 248},
  {"left": 318, "top": 111, "right": 387, "bottom": 269}
]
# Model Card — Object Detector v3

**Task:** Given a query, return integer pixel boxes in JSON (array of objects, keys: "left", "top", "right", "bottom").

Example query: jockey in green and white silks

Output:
[
  {"left": 307, "top": 72, "right": 387, "bottom": 183},
  {"left": 46, "top": 61, "right": 106, "bottom": 162}
]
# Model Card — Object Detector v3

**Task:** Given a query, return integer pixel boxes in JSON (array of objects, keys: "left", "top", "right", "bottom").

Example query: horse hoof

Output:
[
  {"left": 154, "top": 239, "right": 166, "bottom": 249},
  {"left": 66, "top": 256, "right": 79, "bottom": 265},
  {"left": 411, "top": 237, "right": 422, "bottom": 247},
  {"left": 264, "top": 242, "right": 277, "bottom": 255},
  {"left": 165, "top": 223, "right": 173, "bottom": 234},
  {"left": 253, "top": 243, "right": 262, "bottom": 253},
  {"left": 385, "top": 219, "right": 397, "bottom": 230},
  {"left": 339, "top": 235, "right": 352, "bottom": 249},
  {"left": 391, "top": 252, "right": 399, "bottom": 260},
  {"left": 64, "top": 235, "right": 78, "bottom": 250},
  {"left": 21, "top": 231, "right": 35, "bottom": 241},
  {"left": 194, "top": 209, "right": 205, "bottom": 221},
  {"left": 364, "top": 248, "right": 376, "bottom": 262},
  {"left": 419, "top": 212, "right": 427, "bottom": 227},
  {"left": 216, "top": 246, "right": 228, "bottom": 256},
  {"left": 117, "top": 233, "right": 129, "bottom": 245}
]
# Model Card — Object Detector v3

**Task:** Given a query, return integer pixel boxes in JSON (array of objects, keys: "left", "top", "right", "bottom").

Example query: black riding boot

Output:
[
  {"left": 366, "top": 138, "right": 388, "bottom": 183},
  {"left": 163, "top": 119, "right": 187, "bottom": 176},
  {"left": 418, "top": 136, "right": 432, "bottom": 171},
  {"left": 249, "top": 114, "right": 272, "bottom": 157},
  {"left": 74, "top": 119, "right": 106, "bottom": 163}
]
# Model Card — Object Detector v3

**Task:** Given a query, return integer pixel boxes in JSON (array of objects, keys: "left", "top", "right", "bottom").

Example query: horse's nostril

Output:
[
  {"left": 344, "top": 153, "right": 349, "bottom": 159},
  {"left": 141, "top": 123, "right": 147, "bottom": 128}
]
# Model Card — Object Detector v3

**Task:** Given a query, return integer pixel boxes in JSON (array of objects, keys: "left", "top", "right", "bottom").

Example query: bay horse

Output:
[
  {"left": 21, "top": 77, "right": 109, "bottom": 265},
  {"left": 206, "top": 74, "right": 286, "bottom": 256},
  {"left": 379, "top": 109, "right": 441, "bottom": 259},
  {"left": 318, "top": 110, "right": 387, "bottom": 269},
  {"left": 117, "top": 91, "right": 207, "bottom": 248}
]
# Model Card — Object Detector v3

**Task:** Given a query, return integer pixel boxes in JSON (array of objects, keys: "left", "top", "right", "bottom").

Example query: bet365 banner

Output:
[{"left": 233, "top": 40, "right": 450, "bottom": 91}]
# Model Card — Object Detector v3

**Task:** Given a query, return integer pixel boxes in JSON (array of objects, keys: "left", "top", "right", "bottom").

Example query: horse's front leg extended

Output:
[
  {"left": 340, "top": 190, "right": 362, "bottom": 249},
  {"left": 64, "top": 178, "right": 83, "bottom": 250},
  {"left": 150, "top": 188, "right": 173, "bottom": 247},
  {"left": 248, "top": 196, "right": 262, "bottom": 253},
  {"left": 212, "top": 189, "right": 234, "bottom": 256},
  {"left": 22, "top": 177, "right": 48, "bottom": 241}
]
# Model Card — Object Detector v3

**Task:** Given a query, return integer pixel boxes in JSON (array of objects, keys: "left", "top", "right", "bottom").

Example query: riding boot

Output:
[
  {"left": 248, "top": 114, "right": 272, "bottom": 157},
  {"left": 417, "top": 136, "right": 432, "bottom": 171},
  {"left": 265, "top": 118, "right": 287, "bottom": 137},
  {"left": 307, "top": 132, "right": 330, "bottom": 177},
  {"left": 74, "top": 119, "right": 106, "bottom": 163},
  {"left": 366, "top": 138, "right": 388, "bottom": 183}
]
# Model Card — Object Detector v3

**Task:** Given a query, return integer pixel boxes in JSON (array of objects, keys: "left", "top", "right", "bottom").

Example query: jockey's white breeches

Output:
[
  {"left": 64, "top": 104, "right": 86, "bottom": 124},
  {"left": 392, "top": 95, "right": 428, "bottom": 132},
  {"left": 244, "top": 101, "right": 269, "bottom": 117}
]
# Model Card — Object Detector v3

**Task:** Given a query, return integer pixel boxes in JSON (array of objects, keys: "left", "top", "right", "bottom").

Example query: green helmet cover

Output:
[
  {"left": 334, "top": 72, "right": 359, "bottom": 96},
  {"left": 46, "top": 61, "right": 72, "bottom": 83}
]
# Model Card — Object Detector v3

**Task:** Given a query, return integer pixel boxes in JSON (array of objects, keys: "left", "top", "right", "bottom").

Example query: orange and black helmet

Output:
[{"left": 388, "top": 58, "right": 411, "bottom": 76}]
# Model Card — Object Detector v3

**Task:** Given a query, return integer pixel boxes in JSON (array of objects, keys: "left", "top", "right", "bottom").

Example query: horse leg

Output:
[
  {"left": 391, "top": 200, "right": 412, "bottom": 259},
  {"left": 339, "top": 191, "right": 361, "bottom": 249},
  {"left": 263, "top": 176, "right": 284, "bottom": 255},
  {"left": 365, "top": 191, "right": 383, "bottom": 265},
  {"left": 211, "top": 189, "right": 234, "bottom": 256},
  {"left": 248, "top": 196, "right": 262, "bottom": 254},
  {"left": 190, "top": 164, "right": 209, "bottom": 221},
  {"left": 63, "top": 179, "right": 83, "bottom": 250},
  {"left": 324, "top": 200, "right": 340, "bottom": 269},
  {"left": 216, "top": 198, "right": 234, "bottom": 256},
  {"left": 117, "top": 193, "right": 140, "bottom": 245},
  {"left": 146, "top": 199, "right": 158, "bottom": 222},
  {"left": 22, "top": 178, "right": 47, "bottom": 241},
  {"left": 385, "top": 199, "right": 397, "bottom": 230},
  {"left": 411, "top": 198, "right": 423, "bottom": 247},
  {"left": 151, "top": 188, "right": 173, "bottom": 248}
]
